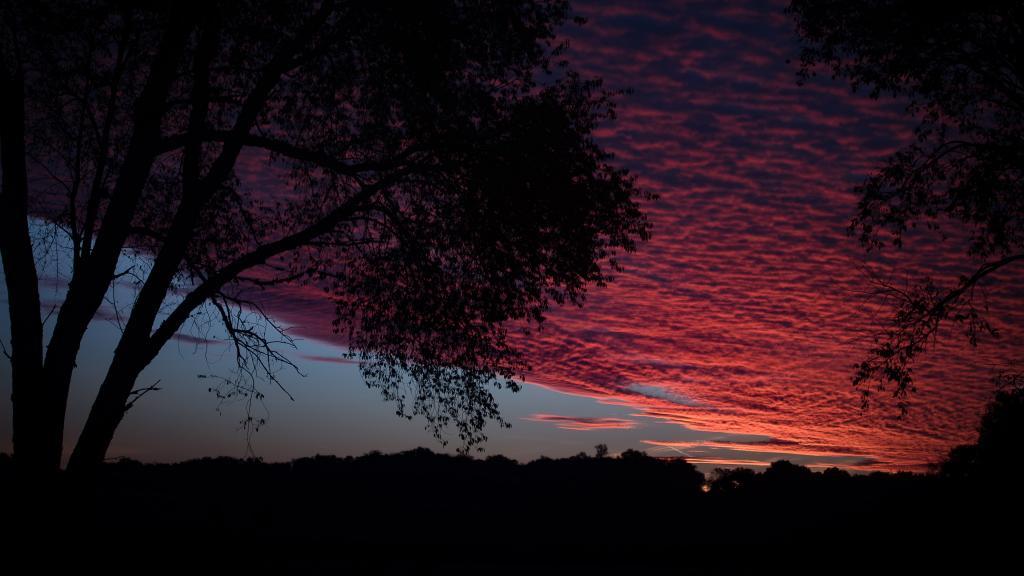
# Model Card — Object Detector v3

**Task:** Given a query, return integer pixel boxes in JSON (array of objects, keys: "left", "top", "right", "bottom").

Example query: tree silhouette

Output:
[
  {"left": 0, "top": 0, "right": 651, "bottom": 475},
  {"left": 940, "top": 375, "right": 1024, "bottom": 484},
  {"left": 788, "top": 1, "right": 1024, "bottom": 407}
]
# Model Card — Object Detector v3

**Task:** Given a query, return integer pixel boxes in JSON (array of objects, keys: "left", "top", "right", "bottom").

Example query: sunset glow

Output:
[{"left": 244, "top": 0, "right": 1023, "bottom": 471}]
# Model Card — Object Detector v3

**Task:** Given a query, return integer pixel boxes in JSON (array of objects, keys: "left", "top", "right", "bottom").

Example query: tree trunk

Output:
[
  {"left": 1, "top": 62, "right": 57, "bottom": 475},
  {"left": 67, "top": 333, "right": 156, "bottom": 473},
  {"left": 33, "top": 15, "right": 194, "bottom": 475},
  {"left": 66, "top": 372, "right": 135, "bottom": 475}
]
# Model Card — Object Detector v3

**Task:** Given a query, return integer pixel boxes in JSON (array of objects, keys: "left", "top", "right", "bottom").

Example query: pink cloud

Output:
[
  {"left": 245, "top": 0, "right": 1024, "bottom": 471},
  {"left": 526, "top": 414, "right": 638, "bottom": 431}
]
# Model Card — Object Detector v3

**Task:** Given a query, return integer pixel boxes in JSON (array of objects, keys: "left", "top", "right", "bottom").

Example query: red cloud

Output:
[{"left": 246, "top": 0, "right": 1024, "bottom": 472}]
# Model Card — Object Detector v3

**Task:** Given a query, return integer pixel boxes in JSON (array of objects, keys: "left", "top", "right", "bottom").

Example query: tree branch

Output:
[
  {"left": 147, "top": 175, "right": 391, "bottom": 362},
  {"left": 157, "top": 130, "right": 408, "bottom": 179},
  {"left": 855, "top": 252, "right": 1024, "bottom": 405}
]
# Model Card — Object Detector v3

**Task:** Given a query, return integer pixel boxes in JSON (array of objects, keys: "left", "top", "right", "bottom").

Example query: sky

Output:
[{"left": 2, "top": 0, "right": 1022, "bottom": 472}]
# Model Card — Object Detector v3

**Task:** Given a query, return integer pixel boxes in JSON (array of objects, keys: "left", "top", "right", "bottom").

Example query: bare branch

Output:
[
  {"left": 855, "top": 253, "right": 1024, "bottom": 406},
  {"left": 148, "top": 175, "right": 393, "bottom": 359},
  {"left": 125, "top": 379, "right": 162, "bottom": 412}
]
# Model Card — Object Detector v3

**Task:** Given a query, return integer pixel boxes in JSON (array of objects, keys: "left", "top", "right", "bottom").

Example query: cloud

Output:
[
  {"left": 171, "top": 333, "right": 222, "bottom": 347},
  {"left": 641, "top": 438, "right": 860, "bottom": 458},
  {"left": 525, "top": 414, "right": 638, "bottom": 431},
  {"left": 241, "top": 0, "right": 1024, "bottom": 471},
  {"left": 625, "top": 383, "right": 703, "bottom": 406},
  {"left": 298, "top": 354, "right": 360, "bottom": 365}
]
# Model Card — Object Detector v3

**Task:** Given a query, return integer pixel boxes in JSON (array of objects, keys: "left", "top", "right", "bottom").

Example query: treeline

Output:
[
  {"left": 1, "top": 387, "right": 1021, "bottom": 570},
  {"left": 0, "top": 448, "right": 1018, "bottom": 571}
]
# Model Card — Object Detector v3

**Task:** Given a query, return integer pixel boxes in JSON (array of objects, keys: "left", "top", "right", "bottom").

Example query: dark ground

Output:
[{"left": 1, "top": 444, "right": 1020, "bottom": 574}]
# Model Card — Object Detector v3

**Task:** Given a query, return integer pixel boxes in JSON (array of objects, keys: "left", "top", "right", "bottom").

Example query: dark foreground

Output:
[{"left": 1, "top": 445, "right": 1021, "bottom": 574}]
